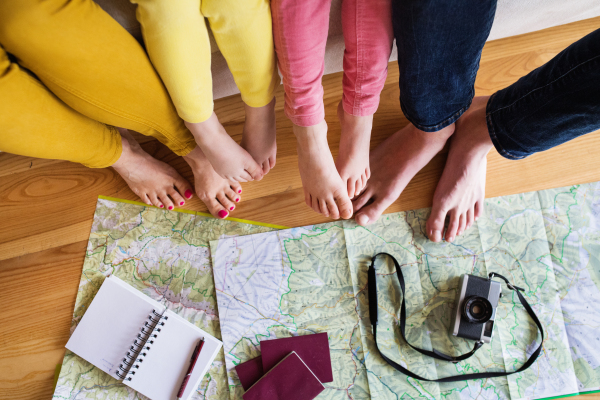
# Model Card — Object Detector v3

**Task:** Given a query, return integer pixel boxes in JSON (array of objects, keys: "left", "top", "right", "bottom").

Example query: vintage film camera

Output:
[{"left": 449, "top": 274, "right": 502, "bottom": 343}]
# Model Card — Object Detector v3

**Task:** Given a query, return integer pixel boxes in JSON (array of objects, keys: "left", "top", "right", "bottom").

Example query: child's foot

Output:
[
  {"left": 183, "top": 146, "right": 242, "bottom": 219},
  {"left": 185, "top": 113, "right": 263, "bottom": 182},
  {"left": 353, "top": 123, "right": 455, "bottom": 226},
  {"left": 295, "top": 121, "right": 353, "bottom": 220},
  {"left": 241, "top": 98, "right": 277, "bottom": 175},
  {"left": 111, "top": 128, "right": 194, "bottom": 210},
  {"left": 336, "top": 102, "right": 372, "bottom": 199},
  {"left": 426, "top": 96, "right": 492, "bottom": 243}
]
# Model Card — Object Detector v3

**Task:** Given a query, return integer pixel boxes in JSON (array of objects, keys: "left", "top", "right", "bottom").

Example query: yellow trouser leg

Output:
[
  {"left": 0, "top": 0, "right": 196, "bottom": 156},
  {"left": 132, "top": 0, "right": 214, "bottom": 123},
  {"left": 203, "top": 0, "right": 279, "bottom": 108},
  {"left": 0, "top": 48, "right": 122, "bottom": 168}
]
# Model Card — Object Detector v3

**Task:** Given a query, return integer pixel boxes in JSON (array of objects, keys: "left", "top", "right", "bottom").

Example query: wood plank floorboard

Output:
[{"left": 1, "top": 16, "right": 599, "bottom": 400}]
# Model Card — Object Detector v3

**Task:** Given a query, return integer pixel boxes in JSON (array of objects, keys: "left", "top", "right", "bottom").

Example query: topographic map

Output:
[
  {"left": 52, "top": 197, "right": 279, "bottom": 400},
  {"left": 210, "top": 182, "right": 600, "bottom": 400}
]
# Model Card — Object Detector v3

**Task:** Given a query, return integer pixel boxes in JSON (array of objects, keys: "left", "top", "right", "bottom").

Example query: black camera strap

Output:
[{"left": 368, "top": 252, "right": 545, "bottom": 382}]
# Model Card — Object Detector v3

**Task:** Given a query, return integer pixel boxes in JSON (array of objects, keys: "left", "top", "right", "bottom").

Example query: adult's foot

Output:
[
  {"left": 183, "top": 146, "right": 243, "bottom": 219},
  {"left": 186, "top": 113, "right": 263, "bottom": 182},
  {"left": 241, "top": 98, "right": 277, "bottom": 176},
  {"left": 111, "top": 128, "right": 194, "bottom": 210},
  {"left": 353, "top": 123, "right": 455, "bottom": 226},
  {"left": 426, "top": 96, "right": 493, "bottom": 243},
  {"left": 295, "top": 120, "right": 353, "bottom": 219},
  {"left": 336, "top": 102, "right": 372, "bottom": 199}
]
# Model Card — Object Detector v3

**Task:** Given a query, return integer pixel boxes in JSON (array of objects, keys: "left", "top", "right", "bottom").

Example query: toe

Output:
[
  {"left": 445, "top": 211, "right": 460, "bottom": 242},
  {"left": 160, "top": 194, "right": 175, "bottom": 211},
  {"left": 474, "top": 200, "right": 484, "bottom": 221},
  {"left": 305, "top": 191, "right": 311, "bottom": 208},
  {"left": 149, "top": 194, "right": 164, "bottom": 209},
  {"left": 261, "top": 161, "right": 271, "bottom": 175},
  {"left": 169, "top": 189, "right": 186, "bottom": 208},
  {"left": 246, "top": 161, "right": 264, "bottom": 181},
  {"left": 354, "top": 194, "right": 394, "bottom": 226},
  {"left": 217, "top": 192, "right": 236, "bottom": 213},
  {"left": 346, "top": 179, "right": 354, "bottom": 199},
  {"left": 311, "top": 195, "right": 321, "bottom": 215},
  {"left": 335, "top": 192, "right": 353, "bottom": 220},
  {"left": 230, "top": 182, "right": 242, "bottom": 195},
  {"left": 205, "top": 198, "right": 229, "bottom": 219},
  {"left": 327, "top": 197, "right": 340, "bottom": 220},
  {"left": 269, "top": 156, "right": 276, "bottom": 169},
  {"left": 237, "top": 171, "right": 252, "bottom": 182},
  {"left": 466, "top": 207, "right": 474, "bottom": 230},
  {"left": 426, "top": 204, "right": 448, "bottom": 242},
  {"left": 352, "top": 187, "right": 373, "bottom": 212},
  {"left": 224, "top": 187, "right": 239, "bottom": 203},
  {"left": 457, "top": 213, "right": 466, "bottom": 237},
  {"left": 173, "top": 177, "right": 193, "bottom": 201},
  {"left": 319, "top": 198, "right": 330, "bottom": 218},
  {"left": 142, "top": 194, "right": 153, "bottom": 207}
]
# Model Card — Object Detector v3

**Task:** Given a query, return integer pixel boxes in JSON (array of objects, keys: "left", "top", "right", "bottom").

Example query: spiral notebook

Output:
[{"left": 66, "top": 275, "right": 222, "bottom": 400}]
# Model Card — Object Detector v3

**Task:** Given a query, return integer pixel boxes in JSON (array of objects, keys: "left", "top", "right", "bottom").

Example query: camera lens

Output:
[{"left": 462, "top": 296, "right": 493, "bottom": 323}]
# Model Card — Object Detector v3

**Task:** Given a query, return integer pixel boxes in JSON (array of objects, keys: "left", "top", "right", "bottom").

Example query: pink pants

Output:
[{"left": 272, "top": 0, "right": 394, "bottom": 127}]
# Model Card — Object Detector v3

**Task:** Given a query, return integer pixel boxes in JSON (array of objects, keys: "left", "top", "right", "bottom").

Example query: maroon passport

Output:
[
  {"left": 261, "top": 332, "right": 333, "bottom": 383},
  {"left": 242, "top": 352, "right": 324, "bottom": 400},
  {"left": 235, "top": 356, "right": 264, "bottom": 391}
]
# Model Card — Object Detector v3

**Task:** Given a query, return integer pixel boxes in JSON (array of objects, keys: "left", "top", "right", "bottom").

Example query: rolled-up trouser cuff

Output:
[
  {"left": 485, "top": 93, "right": 530, "bottom": 160},
  {"left": 400, "top": 97, "right": 472, "bottom": 133},
  {"left": 284, "top": 105, "right": 325, "bottom": 127}
]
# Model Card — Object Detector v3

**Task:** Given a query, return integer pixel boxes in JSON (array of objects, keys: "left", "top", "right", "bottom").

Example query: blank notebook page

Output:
[
  {"left": 127, "top": 310, "right": 223, "bottom": 400},
  {"left": 65, "top": 276, "right": 164, "bottom": 380}
]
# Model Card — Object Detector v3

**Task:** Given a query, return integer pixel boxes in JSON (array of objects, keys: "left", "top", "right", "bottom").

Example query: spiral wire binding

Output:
[{"left": 115, "top": 309, "right": 168, "bottom": 381}]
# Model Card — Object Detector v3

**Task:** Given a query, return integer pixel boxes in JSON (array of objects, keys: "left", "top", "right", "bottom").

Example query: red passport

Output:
[
  {"left": 235, "top": 356, "right": 264, "bottom": 391},
  {"left": 242, "top": 352, "right": 324, "bottom": 400},
  {"left": 261, "top": 332, "right": 333, "bottom": 383}
]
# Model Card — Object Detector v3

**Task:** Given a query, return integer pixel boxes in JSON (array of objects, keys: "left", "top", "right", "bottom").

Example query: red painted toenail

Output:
[
  {"left": 235, "top": 198, "right": 240, "bottom": 202},
  {"left": 168, "top": 206, "right": 173, "bottom": 210},
  {"left": 180, "top": 201, "right": 184, "bottom": 206},
  {"left": 184, "top": 190, "right": 193, "bottom": 199},
  {"left": 218, "top": 210, "right": 228, "bottom": 219},
  {"left": 238, "top": 189, "right": 242, "bottom": 194},
  {"left": 159, "top": 205, "right": 164, "bottom": 208},
  {"left": 230, "top": 206, "right": 234, "bottom": 211}
]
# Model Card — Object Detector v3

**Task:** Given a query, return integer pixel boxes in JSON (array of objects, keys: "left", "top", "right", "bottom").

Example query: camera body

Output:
[{"left": 450, "top": 274, "right": 502, "bottom": 343}]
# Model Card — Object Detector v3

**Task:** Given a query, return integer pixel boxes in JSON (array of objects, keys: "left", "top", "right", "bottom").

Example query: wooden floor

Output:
[{"left": 2, "top": 17, "right": 600, "bottom": 400}]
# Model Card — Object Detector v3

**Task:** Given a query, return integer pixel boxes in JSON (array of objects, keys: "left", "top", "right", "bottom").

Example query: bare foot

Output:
[
  {"left": 183, "top": 146, "right": 243, "bottom": 219},
  {"left": 185, "top": 113, "right": 263, "bottom": 182},
  {"left": 295, "top": 121, "right": 353, "bottom": 219},
  {"left": 241, "top": 98, "right": 277, "bottom": 176},
  {"left": 111, "top": 128, "right": 194, "bottom": 210},
  {"left": 427, "top": 96, "right": 493, "bottom": 243},
  {"left": 336, "top": 102, "right": 372, "bottom": 199},
  {"left": 353, "top": 123, "right": 455, "bottom": 226}
]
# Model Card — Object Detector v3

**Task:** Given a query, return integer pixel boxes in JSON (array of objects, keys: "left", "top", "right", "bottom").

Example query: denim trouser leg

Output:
[
  {"left": 486, "top": 29, "right": 600, "bottom": 160},
  {"left": 393, "top": 0, "right": 497, "bottom": 132}
]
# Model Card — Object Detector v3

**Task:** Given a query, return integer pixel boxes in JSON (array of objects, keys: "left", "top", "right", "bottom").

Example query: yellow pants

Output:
[
  {"left": 0, "top": 0, "right": 197, "bottom": 168},
  {"left": 132, "top": 0, "right": 280, "bottom": 123}
]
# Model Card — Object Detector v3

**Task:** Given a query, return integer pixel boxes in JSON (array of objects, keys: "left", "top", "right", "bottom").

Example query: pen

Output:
[{"left": 176, "top": 338, "right": 205, "bottom": 400}]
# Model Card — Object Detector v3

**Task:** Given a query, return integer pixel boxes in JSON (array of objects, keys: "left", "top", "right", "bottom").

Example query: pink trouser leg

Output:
[
  {"left": 271, "top": 0, "right": 332, "bottom": 127},
  {"left": 341, "top": 0, "right": 394, "bottom": 117}
]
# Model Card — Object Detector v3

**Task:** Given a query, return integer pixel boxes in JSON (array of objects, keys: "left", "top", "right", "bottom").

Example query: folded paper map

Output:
[{"left": 211, "top": 182, "right": 600, "bottom": 400}]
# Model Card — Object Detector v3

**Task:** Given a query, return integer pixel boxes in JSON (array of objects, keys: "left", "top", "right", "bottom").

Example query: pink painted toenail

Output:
[
  {"left": 159, "top": 205, "right": 164, "bottom": 208},
  {"left": 184, "top": 190, "right": 193, "bottom": 199},
  {"left": 168, "top": 205, "right": 173, "bottom": 210},
  {"left": 218, "top": 210, "right": 228, "bottom": 219},
  {"left": 238, "top": 189, "right": 242, "bottom": 194},
  {"left": 235, "top": 198, "right": 240, "bottom": 202},
  {"left": 180, "top": 201, "right": 184, "bottom": 206},
  {"left": 230, "top": 206, "right": 234, "bottom": 211}
]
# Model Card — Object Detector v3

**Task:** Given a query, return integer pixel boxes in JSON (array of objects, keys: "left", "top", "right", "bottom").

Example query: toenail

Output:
[
  {"left": 218, "top": 210, "right": 228, "bottom": 219},
  {"left": 356, "top": 214, "right": 369, "bottom": 226},
  {"left": 184, "top": 189, "right": 193, "bottom": 199},
  {"left": 230, "top": 206, "right": 234, "bottom": 211},
  {"left": 238, "top": 189, "right": 242, "bottom": 194},
  {"left": 168, "top": 206, "right": 173, "bottom": 210},
  {"left": 432, "top": 230, "right": 442, "bottom": 242},
  {"left": 180, "top": 201, "right": 184, "bottom": 206},
  {"left": 235, "top": 198, "right": 240, "bottom": 202},
  {"left": 159, "top": 205, "right": 164, "bottom": 208}
]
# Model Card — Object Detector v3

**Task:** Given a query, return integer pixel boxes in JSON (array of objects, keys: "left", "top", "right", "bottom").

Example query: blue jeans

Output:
[
  {"left": 394, "top": 0, "right": 600, "bottom": 158},
  {"left": 393, "top": 0, "right": 497, "bottom": 132},
  {"left": 487, "top": 29, "right": 600, "bottom": 159}
]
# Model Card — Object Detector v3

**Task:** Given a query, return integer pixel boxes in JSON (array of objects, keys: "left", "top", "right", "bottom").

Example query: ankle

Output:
[
  {"left": 293, "top": 121, "right": 328, "bottom": 146},
  {"left": 185, "top": 113, "right": 224, "bottom": 144}
]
